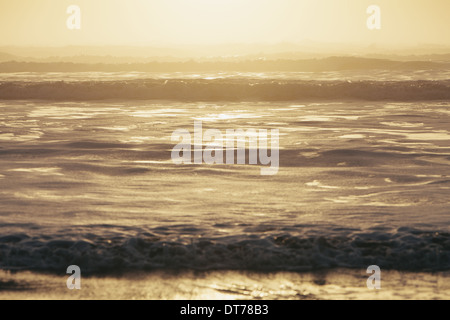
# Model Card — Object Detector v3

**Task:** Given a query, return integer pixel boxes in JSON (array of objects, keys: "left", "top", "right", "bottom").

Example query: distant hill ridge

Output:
[{"left": 0, "top": 57, "right": 448, "bottom": 72}]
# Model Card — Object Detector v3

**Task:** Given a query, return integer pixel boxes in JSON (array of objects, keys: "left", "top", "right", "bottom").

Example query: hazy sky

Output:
[{"left": 1, "top": 0, "right": 449, "bottom": 47}]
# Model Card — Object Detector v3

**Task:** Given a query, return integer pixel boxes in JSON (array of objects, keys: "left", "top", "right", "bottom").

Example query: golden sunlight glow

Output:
[{"left": 0, "top": 0, "right": 449, "bottom": 47}]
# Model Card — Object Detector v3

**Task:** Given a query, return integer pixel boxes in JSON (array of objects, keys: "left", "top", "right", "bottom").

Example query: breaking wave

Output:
[
  {"left": 1, "top": 79, "right": 450, "bottom": 101},
  {"left": 0, "top": 225, "right": 449, "bottom": 274}
]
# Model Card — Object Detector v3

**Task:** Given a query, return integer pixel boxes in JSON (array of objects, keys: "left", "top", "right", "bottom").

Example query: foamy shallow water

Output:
[
  {"left": 1, "top": 270, "right": 449, "bottom": 300},
  {"left": 0, "top": 99, "right": 449, "bottom": 286}
]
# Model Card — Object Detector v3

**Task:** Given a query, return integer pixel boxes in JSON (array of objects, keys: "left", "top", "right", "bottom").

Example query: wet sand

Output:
[{"left": 1, "top": 269, "right": 449, "bottom": 300}]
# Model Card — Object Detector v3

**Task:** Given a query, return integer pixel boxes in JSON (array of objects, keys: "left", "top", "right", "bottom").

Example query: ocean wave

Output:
[
  {"left": 0, "top": 79, "right": 449, "bottom": 101},
  {"left": 0, "top": 226, "right": 448, "bottom": 274}
]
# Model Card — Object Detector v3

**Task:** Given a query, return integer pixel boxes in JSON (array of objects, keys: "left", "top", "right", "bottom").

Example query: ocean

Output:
[{"left": 0, "top": 70, "right": 449, "bottom": 299}]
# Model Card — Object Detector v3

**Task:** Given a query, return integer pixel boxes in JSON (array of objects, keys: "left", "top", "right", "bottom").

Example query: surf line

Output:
[{"left": 171, "top": 121, "right": 279, "bottom": 175}]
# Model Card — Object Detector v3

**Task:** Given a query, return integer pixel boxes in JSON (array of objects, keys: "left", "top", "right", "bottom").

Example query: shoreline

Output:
[{"left": 1, "top": 269, "right": 449, "bottom": 300}]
